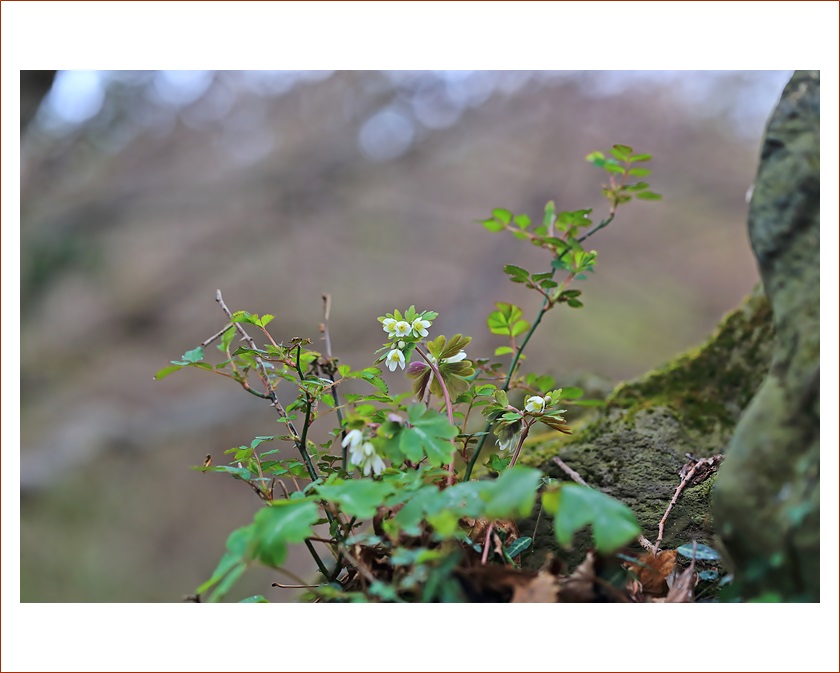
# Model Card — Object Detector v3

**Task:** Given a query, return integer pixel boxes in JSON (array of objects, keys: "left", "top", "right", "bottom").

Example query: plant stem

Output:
[
  {"left": 415, "top": 348, "right": 456, "bottom": 484},
  {"left": 508, "top": 419, "right": 534, "bottom": 469},
  {"left": 463, "top": 213, "right": 615, "bottom": 481}
]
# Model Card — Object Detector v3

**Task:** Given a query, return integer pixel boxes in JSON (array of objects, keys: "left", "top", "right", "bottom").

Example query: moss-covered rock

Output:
[
  {"left": 521, "top": 286, "right": 774, "bottom": 565},
  {"left": 712, "top": 71, "right": 820, "bottom": 601}
]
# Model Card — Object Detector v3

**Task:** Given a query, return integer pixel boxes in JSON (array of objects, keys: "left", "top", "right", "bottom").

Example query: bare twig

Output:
[
  {"left": 654, "top": 454, "right": 723, "bottom": 554},
  {"left": 481, "top": 523, "right": 494, "bottom": 566},
  {"left": 320, "top": 294, "right": 348, "bottom": 470},
  {"left": 551, "top": 456, "right": 588, "bottom": 487},
  {"left": 200, "top": 322, "right": 232, "bottom": 348}
]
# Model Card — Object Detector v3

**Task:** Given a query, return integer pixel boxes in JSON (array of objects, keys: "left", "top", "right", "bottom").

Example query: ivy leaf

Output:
[
  {"left": 676, "top": 543, "right": 720, "bottom": 562},
  {"left": 401, "top": 405, "right": 458, "bottom": 466},
  {"left": 482, "top": 466, "right": 542, "bottom": 519},
  {"left": 250, "top": 500, "right": 319, "bottom": 567},
  {"left": 506, "top": 536, "right": 532, "bottom": 558},
  {"left": 543, "top": 484, "right": 640, "bottom": 553},
  {"left": 318, "top": 480, "right": 394, "bottom": 519}
]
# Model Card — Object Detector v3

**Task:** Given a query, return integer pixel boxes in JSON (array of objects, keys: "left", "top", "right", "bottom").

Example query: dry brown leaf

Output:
[
  {"left": 627, "top": 550, "right": 677, "bottom": 596},
  {"left": 511, "top": 571, "right": 559, "bottom": 603},
  {"left": 557, "top": 551, "right": 597, "bottom": 602}
]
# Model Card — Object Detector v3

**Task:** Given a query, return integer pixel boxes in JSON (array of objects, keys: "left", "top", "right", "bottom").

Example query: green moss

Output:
[{"left": 521, "top": 287, "right": 774, "bottom": 562}]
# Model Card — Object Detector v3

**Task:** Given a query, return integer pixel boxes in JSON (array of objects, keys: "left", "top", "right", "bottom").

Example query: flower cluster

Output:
[
  {"left": 377, "top": 306, "right": 438, "bottom": 372},
  {"left": 342, "top": 429, "right": 386, "bottom": 476}
]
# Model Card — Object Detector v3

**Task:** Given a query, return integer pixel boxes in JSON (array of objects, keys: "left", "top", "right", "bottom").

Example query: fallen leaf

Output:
[
  {"left": 512, "top": 571, "right": 558, "bottom": 603},
  {"left": 557, "top": 551, "right": 597, "bottom": 602},
  {"left": 627, "top": 550, "right": 677, "bottom": 596}
]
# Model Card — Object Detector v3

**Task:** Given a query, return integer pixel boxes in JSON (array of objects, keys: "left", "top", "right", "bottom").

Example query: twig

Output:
[
  {"left": 200, "top": 322, "right": 232, "bottom": 348},
  {"left": 481, "top": 523, "right": 494, "bottom": 566},
  {"left": 320, "top": 294, "right": 348, "bottom": 471},
  {"left": 272, "top": 583, "right": 320, "bottom": 589},
  {"left": 653, "top": 454, "right": 723, "bottom": 554},
  {"left": 464, "top": 214, "right": 615, "bottom": 480},
  {"left": 551, "top": 456, "right": 588, "bottom": 486},
  {"left": 415, "top": 347, "right": 456, "bottom": 485}
]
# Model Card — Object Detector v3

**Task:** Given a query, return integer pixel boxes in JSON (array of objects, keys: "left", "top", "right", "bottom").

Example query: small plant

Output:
[{"left": 157, "top": 145, "right": 672, "bottom": 603}]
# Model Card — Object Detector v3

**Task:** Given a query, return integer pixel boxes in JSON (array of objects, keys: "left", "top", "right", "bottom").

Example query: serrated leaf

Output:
[
  {"left": 513, "top": 214, "right": 531, "bottom": 230},
  {"left": 503, "top": 264, "right": 530, "bottom": 279},
  {"left": 251, "top": 500, "right": 319, "bottom": 567},
  {"left": 481, "top": 218, "right": 505, "bottom": 232},
  {"left": 491, "top": 208, "right": 512, "bottom": 224},
  {"left": 636, "top": 191, "right": 662, "bottom": 201},
  {"left": 182, "top": 346, "right": 204, "bottom": 363}
]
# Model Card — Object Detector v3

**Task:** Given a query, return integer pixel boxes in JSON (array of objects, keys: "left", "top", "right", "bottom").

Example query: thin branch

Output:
[
  {"left": 464, "top": 214, "right": 615, "bottom": 481},
  {"left": 200, "top": 322, "right": 232, "bottom": 348},
  {"left": 320, "top": 294, "right": 348, "bottom": 471},
  {"left": 415, "top": 347, "right": 456, "bottom": 484},
  {"left": 481, "top": 524, "right": 494, "bottom": 566}
]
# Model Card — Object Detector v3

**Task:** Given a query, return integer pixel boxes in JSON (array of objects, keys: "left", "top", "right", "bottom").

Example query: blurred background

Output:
[{"left": 20, "top": 70, "right": 791, "bottom": 602}]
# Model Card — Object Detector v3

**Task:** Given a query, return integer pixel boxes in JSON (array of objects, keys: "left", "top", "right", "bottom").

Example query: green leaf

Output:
[
  {"left": 543, "top": 200, "right": 556, "bottom": 227},
  {"left": 635, "top": 191, "right": 662, "bottom": 201},
  {"left": 182, "top": 346, "right": 204, "bottom": 363},
  {"left": 505, "top": 536, "right": 532, "bottom": 558},
  {"left": 251, "top": 500, "right": 319, "bottom": 567},
  {"left": 481, "top": 218, "right": 506, "bottom": 233},
  {"left": 208, "top": 562, "right": 247, "bottom": 603},
  {"left": 154, "top": 364, "right": 183, "bottom": 380},
  {"left": 239, "top": 595, "right": 269, "bottom": 603},
  {"left": 196, "top": 525, "right": 254, "bottom": 596},
  {"left": 603, "top": 162, "right": 626, "bottom": 174},
  {"left": 513, "top": 214, "right": 531, "bottom": 230},
  {"left": 482, "top": 466, "right": 542, "bottom": 519},
  {"left": 628, "top": 167, "right": 651, "bottom": 177},
  {"left": 610, "top": 145, "right": 632, "bottom": 161},
  {"left": 584, "top": 151, "right": 604, "bottom": 162},
  {"left": 491, "top": 208, "right": 512, "bottom": 225},
  {"left": 544, "top": 484, "right": 640, "bottom": 553},
  {"left": 401, "top": 405, "right": 458, "bottom": 466},
  {"left": 510, "top": 320, "right": 530, "bottom": 337},
  {"left": 494, "top": 346, "right": 514, "bottom": 356},
  {"left": 676, "top": 543, "right": 720, "bottom": 562},
  {"left": 559, "top": 386, "right": 583, "bottom": 400},
  {"left": 624, "top": 182, "right": 650, "bottom": 192},
  {"left": 629, "top": 153, "right": 652, "bottom": 162},
  {"left": 503, "top": 264, "right": 530, "bottom": 279},
  {"left": 318, "top": 480, "right": 393, "bottom": 519}
]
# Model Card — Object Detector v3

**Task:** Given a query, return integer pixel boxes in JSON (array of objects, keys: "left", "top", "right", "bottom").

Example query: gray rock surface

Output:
[{"left": 712, "top": 71, "right": 820, "bottom": 601}]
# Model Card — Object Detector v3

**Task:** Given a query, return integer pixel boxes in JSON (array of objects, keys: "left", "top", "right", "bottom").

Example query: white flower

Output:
[
  {"left": 411, "top": 317, "right": 431, "bottom": 337},
  {"left": 349, "top": 441, "right": 386, "bottom": 476},
  {"left": 382, "top": 318, "right": 397, "bottom": 336},
  {"left": 524, "top": 396, "right": 546, "bottom": 414},
  {"left": 429, "top": 350, "right": 467, "bottom": 365},
  {"left": 385, "top": 348, "right": 406, "bottom": 371},
  {"left": 393, "top": 321, "right": 412, "bottom": 338},
  {"left": 341, "top": 428, "right": 364, "bottom": 451}
]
